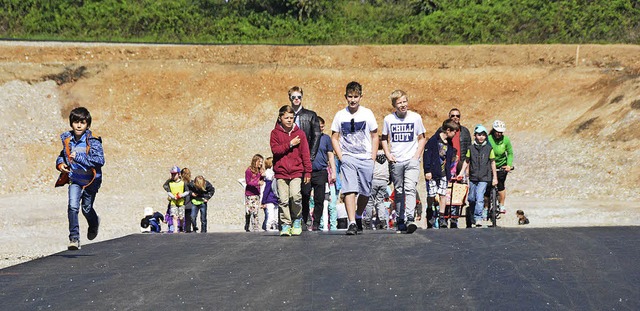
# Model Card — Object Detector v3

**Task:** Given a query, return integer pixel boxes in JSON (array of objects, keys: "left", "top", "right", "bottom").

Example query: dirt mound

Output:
[{"left": 2, "top": 43, "right": 640, "bottom": 198}]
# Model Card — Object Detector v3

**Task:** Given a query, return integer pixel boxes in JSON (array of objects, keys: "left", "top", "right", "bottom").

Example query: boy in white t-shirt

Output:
[
  {"left": 381, "top": 90, "right": 426, "bottom": 234},
  {"left": 330, "top": 81, "right": 379, "bottom": 235}
]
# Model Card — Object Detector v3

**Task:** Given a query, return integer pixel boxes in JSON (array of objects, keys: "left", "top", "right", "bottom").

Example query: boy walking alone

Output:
[{"left": 55, "top": 107, "right": 105, "bottom": 250}]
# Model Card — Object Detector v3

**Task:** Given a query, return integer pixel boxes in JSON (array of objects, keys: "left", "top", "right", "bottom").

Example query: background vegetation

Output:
[{"left": 1, "top": 0, "right": 639, "bottom": 44}]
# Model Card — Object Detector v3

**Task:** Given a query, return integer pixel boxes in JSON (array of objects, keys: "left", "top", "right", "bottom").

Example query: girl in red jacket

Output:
[{"left": 270, "top": 105, "right": 312, "bottom": 236}]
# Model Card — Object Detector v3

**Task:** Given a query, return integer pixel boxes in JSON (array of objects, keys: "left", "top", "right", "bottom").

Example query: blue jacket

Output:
[
  {"left": 56, "top": 129, "right": 104, "bottom": 189},
  {"left": 423, "top": 129, "right": 457, "bottom": 183}
]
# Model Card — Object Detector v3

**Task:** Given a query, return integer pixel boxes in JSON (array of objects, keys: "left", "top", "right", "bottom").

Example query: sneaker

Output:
[
  {"left": 280, "top": 225, "right": 292, "bottom": 236},
  {"left": 87, "top": 215, "right": 100, "bottom": 241},
  {"left": 291, "top": 219, "right": 303, "bottom": 236},
  {"left": 406, "top": 221, "right": 418, "bottom": 234},
  {"left": 397, "top": 223, "right": 407, "bottom": 233},
  {"left": 439, "top": 217, "right": 448, "bottom": 229},
  {"left": 355, "top": 218, "right": 364, "bottom": 233},
  {"left": 500, "top": 206, "right": 507, "bottom": 214},
  {"left": 68, "top": 239, "right": 80, "bottom": 250},
  {"left": 475, "top": 221, "right": 483, "bottom": 228},
  {"left": 346, "top": 223, "right": 358, "bottom": 235}
]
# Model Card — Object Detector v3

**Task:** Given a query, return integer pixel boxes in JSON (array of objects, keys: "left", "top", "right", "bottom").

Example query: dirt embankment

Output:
[{"left": 0, "top": 42, "right": 639, "bottom": 268}]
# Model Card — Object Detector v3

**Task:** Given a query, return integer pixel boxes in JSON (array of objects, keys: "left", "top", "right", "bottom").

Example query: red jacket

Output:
[{"left": 270, "top": 123, "right": 312, "bottom": 180}]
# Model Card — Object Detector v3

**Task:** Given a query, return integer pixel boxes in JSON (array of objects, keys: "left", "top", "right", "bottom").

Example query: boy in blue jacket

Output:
[
  {"left": 423, "top": 119, "right": 459, "bottom": 228},
  {"left": 56, "top": 107, "right": 105, "bottom": 250}
]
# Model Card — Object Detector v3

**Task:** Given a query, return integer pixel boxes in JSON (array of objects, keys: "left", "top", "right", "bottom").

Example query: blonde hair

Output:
[
  {"left": 389, "top": 89, "right": 407, "bottom": 107},
  {"left": 180, "top": 167, "right": 191, "bottom": 182},
  {"left": 193, "top": 175, "right": 206, "bottom": 191},
  {"left": 288, "top": 86, "right": 303, "bottom": 97},
  {"left": 250, "top": 154, "right": 264, "bottom": 174},
  {"left": 264, "top": 157, "right": 273, "bottom": 169}
]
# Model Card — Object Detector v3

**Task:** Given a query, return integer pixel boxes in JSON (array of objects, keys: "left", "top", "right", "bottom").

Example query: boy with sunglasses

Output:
[
  {"left": 330, "top": 81, "right": 379, "bottom": 235},
  {"left": 448, "top": 108, "right": 471, "bottom": 175},
  {"left": 288, "top": 86, "right": 322, "bottom": 230}
]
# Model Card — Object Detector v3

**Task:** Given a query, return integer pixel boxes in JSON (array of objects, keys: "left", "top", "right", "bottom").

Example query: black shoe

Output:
[
  {"left": 87, "top": 215, "right": 100, "bottom": 240},
  {"left": 396, "top": 219, "right": 407, "bottom": 232},
  {"left": 406, "top": 221, "right": 418, "bottom": 234},
  {"left": 346, "top": 223, "right": 358, "bottom": 235},
  {"left": 439, "top": 217, "right": 448, "bottom": 229},
  {"left": 355, "top": 218, "right": 364, "bottom": 232},
  {"left": 312, "top": 223, "right": 320, "bottom": 231}
]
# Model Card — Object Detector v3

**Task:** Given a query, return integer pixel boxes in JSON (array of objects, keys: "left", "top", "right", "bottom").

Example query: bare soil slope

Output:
[{"left": 0, "top": 42, "right": 639, "bottom": 268}]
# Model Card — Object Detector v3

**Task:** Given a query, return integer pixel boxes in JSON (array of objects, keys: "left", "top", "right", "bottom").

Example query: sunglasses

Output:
[
  {"left": 450, "top": 114, "right": 460, "bottom": 118},
  {"left": 350, "top": 118, "right": 355, "bottom": 132},
  {"left": 290, "top": 95, "right": 302, "bottom": 100}
]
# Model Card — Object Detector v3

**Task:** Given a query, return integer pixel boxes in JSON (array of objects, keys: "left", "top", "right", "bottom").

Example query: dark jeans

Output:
[
  {"left": 67, "top": 182, "right": 99, "bottom": 241},
  {"left": 191, "top": 202, "right": 207, "bottom": 233},
  {"left": 301, "top": 169, "right": 329, "bottom": 226}
]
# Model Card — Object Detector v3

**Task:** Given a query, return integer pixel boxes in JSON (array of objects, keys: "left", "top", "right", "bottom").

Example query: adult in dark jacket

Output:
[
  {"left": 448, "top": 108, "right": 471, "bottom": 174},
  {"left": 423, "top": 119, "right": 459, "bottom": 228},
  {"left": 287, "top": 86, "right": 322, "bottom": 229}
]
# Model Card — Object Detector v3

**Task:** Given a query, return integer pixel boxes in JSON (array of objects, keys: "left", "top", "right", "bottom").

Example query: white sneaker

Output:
[
  {"left": 68, "top": 239, "right": 80, "bottom": 250},
  {"left": 500, "top": 206, "right": 507, "bottom": 214}
]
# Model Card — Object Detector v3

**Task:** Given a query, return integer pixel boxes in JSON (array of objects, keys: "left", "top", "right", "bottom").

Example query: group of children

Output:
[
  {"left": 241, "top": 81, "right": 518, "bottom": 236},
  {"left": 54, "top": 83, "right": 516, "bottom": 250},
  {"left": 159, "top": 166, "right": 215, "bottom": 233}
]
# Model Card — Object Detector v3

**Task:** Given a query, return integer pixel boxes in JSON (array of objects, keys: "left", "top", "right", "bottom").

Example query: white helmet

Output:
[{"left": 493, "top": 120, "right": 506, "bottom": 132}]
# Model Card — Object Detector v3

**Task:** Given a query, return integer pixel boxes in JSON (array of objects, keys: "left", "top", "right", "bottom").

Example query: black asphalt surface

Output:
[{"left": 1, "top": 226, "right": 639, "bottom": 310}]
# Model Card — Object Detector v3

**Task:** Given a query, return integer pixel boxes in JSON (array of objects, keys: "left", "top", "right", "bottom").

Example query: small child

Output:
[
  {"left": 190, "top": 175, "right": 215, "bottom": 233},
  {"left": 270, "top": 105, "right": 312, "bottom": 236},
  {"left": 261, "top": 157, "right": 279, "bottom": 232},
  {"left": 365, "top": 139, "right": 390, "bottom": 230},
  {"left": 55, "top": 107, "right": 105, "bottom": 250},
  {"left": 141, "top": 207, "right": 164, "bottom": 233},
  {"left": 458, "top": 124, "right": 498, "bottom": 228},
  {"left": 181, "top": 168, "right": 194, "bottom": 232},
  {"left": 517, "top": 210, "right": 529, "bottom": 225},
  {"left": 163, "top": 166, "right": 190, "bottom": 233},
  {"left": 245, "top": 154, "right": 264, "bottom": 232}
]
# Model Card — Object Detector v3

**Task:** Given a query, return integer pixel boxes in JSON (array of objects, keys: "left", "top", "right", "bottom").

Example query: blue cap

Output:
[
  {"left": 474, "top": 124, "right": 488, "bottom": 134},
  {"left": 170, "top": 166, "right": 180, "bottom": 174}
]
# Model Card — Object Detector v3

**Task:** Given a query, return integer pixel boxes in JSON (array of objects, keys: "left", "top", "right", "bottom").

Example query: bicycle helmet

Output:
[{"left": 492, "top": 120, "right": 506, "bottom": 132}]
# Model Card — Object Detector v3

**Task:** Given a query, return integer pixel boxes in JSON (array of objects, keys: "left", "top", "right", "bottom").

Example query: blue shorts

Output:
[{"left": 339, "top": 155, "right": 374, "bottom": 197}]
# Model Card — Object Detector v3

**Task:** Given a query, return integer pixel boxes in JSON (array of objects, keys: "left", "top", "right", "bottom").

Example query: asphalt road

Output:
[{"left": 1, "top": 227, "right": 638, "bottom": 310}]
